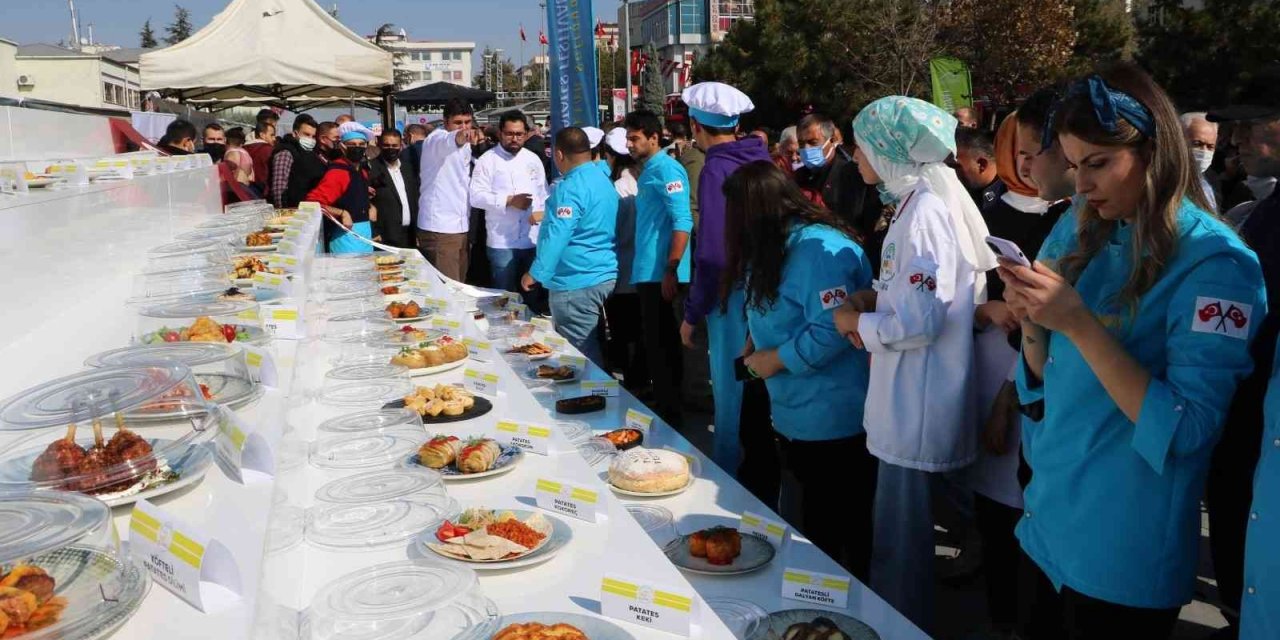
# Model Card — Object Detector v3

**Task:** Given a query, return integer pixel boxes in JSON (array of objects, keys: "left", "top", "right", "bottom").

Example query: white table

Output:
[{"left": 0, "top": 175, "right": 929, "bottom": 640}]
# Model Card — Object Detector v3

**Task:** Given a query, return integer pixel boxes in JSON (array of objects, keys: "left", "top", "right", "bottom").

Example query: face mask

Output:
[
  {"left": 1246, "top": 175, "right": 1277, "bottom": 200},
  {"left": 203, "top": 143, "right": 226, "bottom": 162},
  {"left": 799, "top": 141, "right": 829, "bottom": 170},
  {"left": 791, "top": 160, "right": 804, "bottom": 171},
  {"left": 660, "top": 137, "right": 673, "bottom": 148},
  {"left": 299, "top": 136, "right": 316, "bottom": 151},
  {"left": 324, "top": 146, "right": 343, "bottom": 161},
  {"left": 1191, "top": 148, "right": 1214, "bottom": 174},
  {"left": 344, "top": 147, "right": 366, "bottom": 163},
  {"left": 380, "top": 148, "right": 401, "bottom": 163}
]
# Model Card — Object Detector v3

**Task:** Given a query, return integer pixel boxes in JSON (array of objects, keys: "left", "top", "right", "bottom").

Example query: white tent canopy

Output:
[{"left": 140, "top": 0, "right": 393, "bottom": 109}]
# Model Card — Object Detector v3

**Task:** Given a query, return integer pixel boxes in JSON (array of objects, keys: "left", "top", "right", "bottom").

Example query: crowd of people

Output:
[{"left": 158, "top": 60, "right": 1280, "bottom": 639}]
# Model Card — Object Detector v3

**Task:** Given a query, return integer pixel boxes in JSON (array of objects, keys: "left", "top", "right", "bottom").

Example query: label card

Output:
[
  {"left": 130, "top": 500, "right": 242, "bottom": 612},
  {"left": 580, "top": 380, "right": 620, "bottom": 397},
  {"left": 262, "top": 305, "right": 303, "bottom": 340},
  {"left": 405, "top": 280, "right": 433, "bottom": 297},
  {"left": 276, "top": 240, "right": 298, "bottom": 255},
  {"left": 215, "top": 407, "right": 275, "bottom": 482},
  {"left": 534, "top": 477, "right": 598, "bottom": 522},
  {"left": 781, "top": 568, "right": 851, "bottom": 609},
  {"left": 509, "top": 302, "right": 528, "bottom": 319},
  {"left": 739, "top": 510, "right": 788, "bottom": 548},
  {"left": 251, "top": 271, "right": 291, "bottom": 295},
  {"left": 624, "top": 409, "right": 655, "bottom": 438},
  {"left": 265, "top": 253, "right": 300, "bottom": 270},
  {"left": 558, "top": 354, "right": 587, "bottom": 371},
  {"left": 531, "top": 317, "right": 553, "bottom": 332},
  {"left": 241, "top": 344, "right": 279, "bottom": 388},
  {"left": 544, "top": 335, "right": 568, "bottom": 351},
  {"left": 601, "top": 575, "right": 694, "bottom": 637},
  {"left": 495, "top": 420, "right": 551, "bottom": 455},
  {"left": 462, "top": 338, "right": 495, "bottom": 361},
  {"left": 464, "top": 368, "right": 500, "bottom": 397},
  {"left": 431, "top": 317, "right": 463, "bottom": 337},
  {"left": 297, "top": 202, "right": 321, "bottom": 215},
  {"left": 424, "top": 296, "right": 453, "bottom": 315}
]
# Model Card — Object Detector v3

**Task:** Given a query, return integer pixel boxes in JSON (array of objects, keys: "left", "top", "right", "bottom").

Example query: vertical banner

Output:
[
  {"left": 547, "top": 0, "right": 600, "bottom": 136},
  {"left": 929, "top": 57, "right": 973, "bottom": 112}
]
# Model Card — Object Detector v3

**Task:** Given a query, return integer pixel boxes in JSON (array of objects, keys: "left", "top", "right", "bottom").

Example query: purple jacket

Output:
[{"left": 685, "top": 137, "right": 772, "bottom": 324}]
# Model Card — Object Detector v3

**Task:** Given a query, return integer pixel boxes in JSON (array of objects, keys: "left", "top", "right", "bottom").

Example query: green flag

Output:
[{"left": 930, "top": 57, "right": 972, "bottom": 112}]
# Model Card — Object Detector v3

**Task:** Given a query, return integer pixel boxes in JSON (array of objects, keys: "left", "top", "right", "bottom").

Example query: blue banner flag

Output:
[{"left": 547, "top": 0, "right": 599, "bottom": 135}]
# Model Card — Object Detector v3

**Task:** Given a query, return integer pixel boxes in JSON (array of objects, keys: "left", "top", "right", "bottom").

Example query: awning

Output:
[{"left": 394, "top": 82, "right": 496, "bottom": 108}]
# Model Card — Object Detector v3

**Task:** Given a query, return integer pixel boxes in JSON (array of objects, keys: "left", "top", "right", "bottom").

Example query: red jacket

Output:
[{"left": 244, "top": 140, "right": 274, "bottom": 192}]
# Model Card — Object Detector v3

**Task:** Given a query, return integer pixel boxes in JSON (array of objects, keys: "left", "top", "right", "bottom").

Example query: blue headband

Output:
[
  {"left": 1041, "top": 75, "right": 1156, "bottom": 151},
  {"left": 340, "top": 130, "right": 368, "bottom": 143},
  {"left": 688, "top": 107, "right": 740, "bottom": 129}
]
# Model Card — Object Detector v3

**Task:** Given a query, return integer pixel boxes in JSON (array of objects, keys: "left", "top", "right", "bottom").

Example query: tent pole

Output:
[{"left": 381, "top": 86, "right": 394, "bottom": 132}]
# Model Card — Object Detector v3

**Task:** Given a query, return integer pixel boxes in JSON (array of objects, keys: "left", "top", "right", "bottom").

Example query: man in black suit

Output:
[{"left": 368, "top": 129, "right": 419, "bottom": 248}]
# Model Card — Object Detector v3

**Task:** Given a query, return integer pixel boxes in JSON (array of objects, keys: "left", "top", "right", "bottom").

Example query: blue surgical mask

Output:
[{"left": 799, "top": 142, "right": 829, "bottom": 170}]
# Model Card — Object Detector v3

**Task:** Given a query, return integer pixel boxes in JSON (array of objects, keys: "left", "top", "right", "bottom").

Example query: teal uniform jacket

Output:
[
  {"left": 631, "top": 153, "right": 693, "bottom": 284},
  {"left": 529, "top": 162, "right": 619, "bottom": 292},
  {"left": 746, "top": 223, "right": 873, "bottom": 441},
  {"left": 1016, "top": 201, "right": 1266, "bottom": 608},
  {"left": 1242, "top": 338, "right": 1280, "bottom": 638}
]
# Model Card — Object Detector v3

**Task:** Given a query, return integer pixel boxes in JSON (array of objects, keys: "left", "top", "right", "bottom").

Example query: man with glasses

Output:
[
  {"left": 468, "top": 110, "right": 549, "bottom": 293},
  {"left": 368, "top": 129, "right": 419, "bottom": 248},
  {"left": 1207, "top": 66, "right": 1280, "bottom": 639}
]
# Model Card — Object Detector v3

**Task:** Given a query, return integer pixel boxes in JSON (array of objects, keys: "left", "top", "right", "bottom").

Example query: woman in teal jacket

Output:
[
  {"left": 723, "top": 160, "right": 877, "bottom": 580},
  {"left": 1000, "top": 65, "right": 1266, "bottom": 638}
]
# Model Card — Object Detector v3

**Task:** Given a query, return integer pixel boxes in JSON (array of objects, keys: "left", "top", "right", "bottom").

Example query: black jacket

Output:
[
  {"left": 794, "top": 150, "right": 887, "bottom": 271},
  {"left": 367, "top": 156, "right": 420, "bottom": 248},
  {"left": 270, "top": 135, "right": 327, "bottom": 209}
]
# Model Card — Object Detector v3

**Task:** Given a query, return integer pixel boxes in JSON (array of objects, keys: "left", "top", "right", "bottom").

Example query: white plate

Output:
[
  {"left": 242, "top": 244, "right": 278, "bottom": 252},
  {"left": 524, "top": 365, "right": 579, "bottom": 385},
  {"left": 392, "top": 314, "right": 433, "bottom": 325},
  {"left": 491, "top": 613, "right": 636, "bottom": 640},
  {"left": 403, "top": 445, "right": 524, "bottom": 481},
  {"left": 93, "top": 442, "right": 214, "bottom": 508},
  {"left": 24, "top": 177, "right": 60, "bottom": 188},
  {"left": 664, "top": 530, "right": 776, "bottom": 576},
  {"left": 762, "top": 610, "right": 881, "bottom": 640},
  {"left": 606, "top": 474, "right": 694, "bottom": 498},
  {"left": 421, "top": 510, "right": 570, "bottom": 569},
  {"left": 401, "top": 356, "right": 469, "bottom": 378}
]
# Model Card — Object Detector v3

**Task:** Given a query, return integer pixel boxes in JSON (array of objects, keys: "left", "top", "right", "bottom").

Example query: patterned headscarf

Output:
[{"left": 853, "top": 96, "right": 997, "bottom": 301}]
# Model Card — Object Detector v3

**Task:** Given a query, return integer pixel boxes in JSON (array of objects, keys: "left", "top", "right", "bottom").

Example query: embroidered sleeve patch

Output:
[
  {"left": 819, "top": 286, "right": 848, "bottom": 310},
  {"left": 1192, "top": 296, "right": 1251, "bottom": 340},
  {"left": 909, "top": 272, "right": 937, "bottom": 292},
  {"left": 555, "top": 206, "right": 573, "bottom": 219},
  {"left": 665, "top": 180, "right": 684, "bottom": 194}
]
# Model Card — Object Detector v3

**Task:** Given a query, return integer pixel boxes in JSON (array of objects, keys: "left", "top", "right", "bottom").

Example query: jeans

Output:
[
  {"left": 548, "top": 280, "right": 615, "bottom": 367},
  {"left": 486, "top": 247, "right": 535, "bottom": 294}
]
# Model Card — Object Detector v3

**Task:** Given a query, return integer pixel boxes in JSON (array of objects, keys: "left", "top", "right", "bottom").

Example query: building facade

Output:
[
  {"left": 368, "top": 32, "right": 475, "bottom": 88},
  {"left": 0, "top": 43, "right": 141, "bottom": 111},
  {"left": 619, "top": 0, "right": 753, "bottom": 94}
]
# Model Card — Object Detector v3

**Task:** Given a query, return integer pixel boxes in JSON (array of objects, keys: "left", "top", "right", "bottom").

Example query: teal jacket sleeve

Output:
[
  {"left": 777, "top": 238, "right": 872, "bottom": 376},
  {"left": 1014, "top": 207, "right": 1077, "bottom": 405},
  {"left": 529, "top": 191, "right": 581, "bottom": 284},
  {"left": 659, "top": 163, "right": 694, "bottom": 234},
  {"left": 1132, "top": 254, "right": 1267, "bottom": 474}
]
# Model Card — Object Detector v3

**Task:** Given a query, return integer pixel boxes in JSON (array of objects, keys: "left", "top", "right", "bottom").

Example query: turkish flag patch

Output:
[
  {"left": 819, "top": 286, "right": 848, "bottom": 310},
  {"left": 909, "top": 273, "right": 936, "bottom": 292},
  {"left": 1191, "top": 296, "right": 1251, "bottom": 340},
  {"left": 665, "top": 180, "right": 684, "bottom": 194},
  {"left": 555, "top": 206, "right": 573, "bottom": 219}
]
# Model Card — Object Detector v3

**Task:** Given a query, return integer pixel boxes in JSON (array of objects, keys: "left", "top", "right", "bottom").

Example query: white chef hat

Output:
[
  {"left": 338, "top": 121, "right": 375, "bottom": 141},
  {"left": 582, "top": 126, "right": 605, "bottom": 149},
  {"left": 605, "top": 128, "right": 629, "bottom": 156},
  {"left": 680, "top": 82, "right": 755, "bottom": 128}
]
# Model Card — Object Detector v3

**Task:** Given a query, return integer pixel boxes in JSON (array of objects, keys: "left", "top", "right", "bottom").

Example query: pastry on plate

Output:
[
  {"left": 781, "top": 617, "right": 852, "bottom": 640},
  {"left": 418, "top": 435, "right": 462, "bottom": 468},
  {"left": 491, "top": 622, "right": 588, "bottom": 640},
  {"left": 689, "top": 526, "right": 742, "bottom": 565},
  {"left": 601, "top": 428, "right": 643, "bottom": 451},
  {"left": 440, "top": 342, "right": 469, "bottom": 363},
  {"left": 458, "top": 439, "right": 502, "bottom": 474},
  {"left": 607, "top": 448, "right": 690, "bottom": 493}
]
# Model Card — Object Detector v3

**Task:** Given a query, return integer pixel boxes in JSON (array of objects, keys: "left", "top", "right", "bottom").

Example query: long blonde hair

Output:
[{"left": 1053, "top": 64, "right": 1211, "bottom": 312}]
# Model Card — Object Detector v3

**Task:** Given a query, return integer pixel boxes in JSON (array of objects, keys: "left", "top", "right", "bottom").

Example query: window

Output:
[
  {"left": 453, "top": 51, "right": 463, "bottom": 61},
  {"left": 423, "top": 71, "right": 433, "bottom": 82},
  {"left": 680, "top": 0, "right": 706, "bottom": 35},
  {"left": 430, "top": 51, "right": 439, "bottom": 61},
  {"left": 452, "top": 71, "right": 463, "bottom": 81}
]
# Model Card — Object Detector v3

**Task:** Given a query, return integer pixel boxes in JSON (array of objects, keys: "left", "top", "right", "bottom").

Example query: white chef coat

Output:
[
  {"left": 417, "top": 127, "right": 473, "bottom": 233},
  {"left": 858, "top": 184, "right": 979, "bottom": 472},
  {"left": 469, "top": 146, "right": 549, "bottom": 250},
  {"left": 386, "top": 159, "right": 412, "bottom": 227}
]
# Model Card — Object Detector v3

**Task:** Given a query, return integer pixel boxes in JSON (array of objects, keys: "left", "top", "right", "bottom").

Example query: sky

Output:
[{"left": 2, "top": 0, "right": 622, "bottom": 69}]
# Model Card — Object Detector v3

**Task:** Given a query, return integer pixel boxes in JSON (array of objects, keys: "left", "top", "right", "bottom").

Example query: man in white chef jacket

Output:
[
  {"left": 469, "top": 110, "right": 549, "bottom": 294},
  {"left": 417, "top": 97, "right": 486, "bottom": 283}
]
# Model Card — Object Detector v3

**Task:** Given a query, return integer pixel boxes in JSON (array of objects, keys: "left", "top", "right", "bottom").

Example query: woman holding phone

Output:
[
  {"left": 1000, "top": 64, "right": 1265, "bottom": 638},
  {"left": 724, "top": 161, "right": 877, "bottom": 580}
]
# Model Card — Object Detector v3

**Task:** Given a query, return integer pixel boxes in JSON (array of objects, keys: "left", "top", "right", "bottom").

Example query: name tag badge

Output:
[
  {"left": 534, "top": 477, "right": 598, "bottom": 522},
  {"left": 624, "top": 408, "right": 655, "bottom": 438},
  {"left": 462, "top": 338, "right": 495, "bottom": 361},
  {"left": 464, "top": 367, "right": 500, "bottom": 397},
  {"left": 781, "top": 568, "right": 851, "bottom": 609},
  {"left": 600, "top": 574, "right": 694, "bottom": 636},
  {"left": 215, "top": 407, "right": 275, "bottom": 482},
  {"left": 739, "top": 510, "right": 788, "bottom": 548},
  {"left": 241, "top": 344, "right": 279, "bottom": 388},
  {"left": 580, "top": 380, "right": 620, "bottom": 397},
  {"left": 129, "top": 499, "right": 242, "bottom": 612},
  {"left": 495, "top": 420, "right": 551, "bottom": 455}
]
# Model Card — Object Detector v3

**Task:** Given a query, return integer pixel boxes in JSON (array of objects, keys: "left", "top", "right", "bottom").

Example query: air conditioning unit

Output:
[{"left": 16, "top": 74, "right": 35, "bottom": 87}]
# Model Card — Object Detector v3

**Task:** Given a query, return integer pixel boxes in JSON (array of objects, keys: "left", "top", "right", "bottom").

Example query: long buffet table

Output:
[{"left": 0, "top": 166, "right": 929, "bottom": 640}]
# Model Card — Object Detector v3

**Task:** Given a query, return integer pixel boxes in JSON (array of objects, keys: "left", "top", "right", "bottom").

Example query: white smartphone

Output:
[{"left": 985, "top": 235, "right": 1031, "bottom": 268}]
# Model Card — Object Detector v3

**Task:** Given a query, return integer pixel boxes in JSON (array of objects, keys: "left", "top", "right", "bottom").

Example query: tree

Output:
[
  {"left": 164, "top": 5, "right": 193, "bottom": 46},
  {"left": 639, "top": 42, "right": 666, "bottom": 117},
  {"left": 374, "top": 23, "right": 416, "bottom": 90},
  {"left": 937, "top": 0, "right": 1077, "bottom": 105},
  {"left": 1067, "top": 0, "right": 1134, "bottom": 74},
  {"left": 139, "top": 19, "right": 159, "bottom": 48},
  {"left": 1137, "top": 0, "right": 1280, "bottom": 110}
]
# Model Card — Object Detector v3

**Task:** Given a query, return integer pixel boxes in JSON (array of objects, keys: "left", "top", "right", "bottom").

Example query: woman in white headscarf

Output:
[{"left": 833, "top": 96, "right": 996, "bottom": 633}]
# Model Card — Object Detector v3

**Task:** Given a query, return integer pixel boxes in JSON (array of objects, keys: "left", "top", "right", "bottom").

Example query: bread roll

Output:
[{"left": 608, "top": 448, "right": 691, "bottom": 493}]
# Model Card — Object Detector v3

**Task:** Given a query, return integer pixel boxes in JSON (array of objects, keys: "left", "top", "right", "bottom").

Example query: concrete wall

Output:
[
  {"left": 13, "top": 56, "right": 104, "bottom": 108},
  {"left": 0, "top": 41, "right": 17, "bottom": 99}
]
